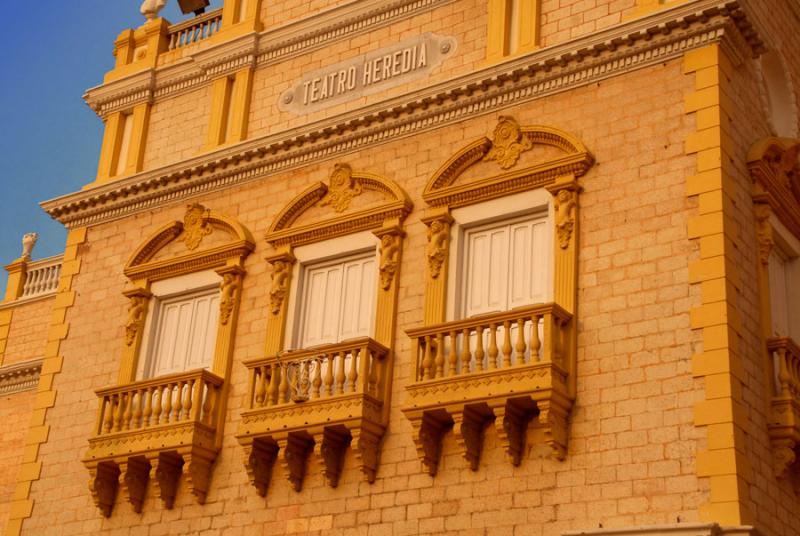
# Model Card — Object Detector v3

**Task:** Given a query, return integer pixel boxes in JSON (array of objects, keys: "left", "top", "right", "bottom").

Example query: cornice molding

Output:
[
  {"left": 84, "top": 0, "right": 455, "bottom": 117},
  {"left": 0, "top": 359, "right": 43, "bottom": 395},
  {"left": 50, "top": 1, "right": 762, "bottom": 229}
]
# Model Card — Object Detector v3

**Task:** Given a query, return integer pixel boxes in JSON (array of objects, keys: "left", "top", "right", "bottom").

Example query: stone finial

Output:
[
  {"left": 21, "top": 233, "right": 38, "bottom": 261},
  {"left": 141, "top": 0, "right": 168, "bottom": 21}
]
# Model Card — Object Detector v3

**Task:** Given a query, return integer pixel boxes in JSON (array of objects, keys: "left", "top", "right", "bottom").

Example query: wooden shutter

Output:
[
  {"left": 463, "top": 215, "right": 549, "bottom": 318},
  {"left": 149, "top": 289, "right": 220, "bottom": 377},
  {"left": 299, "top": 254, "right": 376, "bottom": 348}
]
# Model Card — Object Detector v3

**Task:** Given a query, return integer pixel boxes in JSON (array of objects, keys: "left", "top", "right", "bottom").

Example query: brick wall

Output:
[
  {"left": 2, "top": 298, "right": 55, "bottom": 366},
  {"left": 22, "top": 58, "right": 710, "bottom": 535},
  {"left": 0, "top": 391, "right": 36, "bottom": 531}
]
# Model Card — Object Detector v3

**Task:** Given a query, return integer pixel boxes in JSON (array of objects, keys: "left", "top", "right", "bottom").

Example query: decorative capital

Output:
[
  {"left": 483, "top": 116, "right": 532, "bottom": 169},
  {"left": 182, "top": 203, "right": 212, "bottom": 250},
  {"left": 319, "top": 163, "right": 363, "bottom": 213}
]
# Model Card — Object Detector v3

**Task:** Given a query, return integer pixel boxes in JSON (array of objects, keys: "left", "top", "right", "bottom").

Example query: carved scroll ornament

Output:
[
  {"left": 181, "top": 203, "right": 213, "bottom": 250},
  {"left": 755, "top": 203, "right": 774, "bottom": 265},
  {"left": 483, "top": 116, "right": 533, "bottom": 170},
  {"left": 319, "top": 163, "right": 363, "bottom": 213}
]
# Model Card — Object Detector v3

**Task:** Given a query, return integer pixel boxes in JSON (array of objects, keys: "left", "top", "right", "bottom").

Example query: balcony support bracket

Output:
[
  {"left": 88, "top": 461, "right": 120, "bottom": 518},
  {"left": 120, "top": 456, "right": 150, "bottom": 513},
  {"left": 280, "top": 434, "right": 313, "bottom": 492},
  {"left": 409, "top": 409, "right": 451, "bottom": 476},
  {"left": 314, "top": 427, "right": 351, "bottom": 488},
  {"left": 352, "top": 424, "right": 383, "bottom": 483},
  {"left": 150, "top": 452, "right": 183, "bottom": 509},
  {"left": 184, "top": 452, "right": 214, "bottom": 504},
  {"left": 243, "top": 439, "right": 278, "bottom": 497},
  {"left": 453, "top": 404, "right": 492, "bottom": 471}
]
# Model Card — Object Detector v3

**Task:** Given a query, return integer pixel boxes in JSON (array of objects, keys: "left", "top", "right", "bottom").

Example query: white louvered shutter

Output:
[
  {"left": 150, "top": 289, "right": 220, "bottom": 377},
  {"left": 299, "top": 254, "right": 376, "bottom": 348},
  {"left": 463, "top": 216, "right": 549, "bottom": 318}
]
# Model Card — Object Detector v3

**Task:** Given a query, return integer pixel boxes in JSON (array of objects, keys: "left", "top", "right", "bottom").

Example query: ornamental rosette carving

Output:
[
  {"left": 125, "top": 295, "right": 148, "bottom": 346},
  {"left": 319, "top": 163, "right": 363, "bottom": 213},
  {"left": 553, "top": 189, "right": 577, "bottom": 250},
  {"left": 426, "top": 218, "right": 450, "bottom": 279},
  {"left": 378, "top": 233, "right": 401, "bottom": 290},
  {"left": 483, "top": 116, "right": 532, "bottom": 169},
  {"left": 181, "top": 203, "right": 212, "bottom": 250},
  {"left": 269, "top": 259, "right": 292, "bottom": 314}
]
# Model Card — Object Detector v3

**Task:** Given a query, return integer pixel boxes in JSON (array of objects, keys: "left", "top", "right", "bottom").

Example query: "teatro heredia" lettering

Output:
[{"left": 302, "top": 42, "right": 428, "bottom": 106}]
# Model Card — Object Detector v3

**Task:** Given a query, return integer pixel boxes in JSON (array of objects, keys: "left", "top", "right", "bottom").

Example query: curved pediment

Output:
[
  {"left": 424, "top": 116, "right": 594, "bottom": 208},
  {"left": 266, "top": 163, "right": 412, "bottom": 248},
  {"left": 124, "top": 203, "right": 255, "bottom": 280},
  {"left": 748, "top": 137, "right": 800, "bottom": 238}
]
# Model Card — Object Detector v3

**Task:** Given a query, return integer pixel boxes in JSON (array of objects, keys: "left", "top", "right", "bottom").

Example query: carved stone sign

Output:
[{"left": 279, "top": 33, "right": 457, "bottom": 115}]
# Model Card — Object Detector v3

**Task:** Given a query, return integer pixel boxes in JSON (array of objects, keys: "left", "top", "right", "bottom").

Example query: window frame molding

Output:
[
  {"left": 748, "top": 136, "right": 800, "bottom": 482},
  {"left": 403, "top": 116, "right": 594, "bottom": 474},
  {"left": 83, "top": 203, "right": 255, "bottom": 517}
]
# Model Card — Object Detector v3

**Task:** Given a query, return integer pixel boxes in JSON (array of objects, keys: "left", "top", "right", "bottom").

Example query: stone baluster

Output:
[
  {"left": 515, "top": 318, "right": 527, "bottom": 364},
  {"left": 279, "top": 363, "right": 290, "bottom": 403},
  {"left": 422, "top": 336, "right": 433, "bottom": 380},
  {"left": 474, "top": 326, "right": 485, "bottom": 373},
  {"left": 152, "top": 386, "right": 163, "bottom": 425},
  {"left": 103, "top": 396, "right": 115, "bottom": 434},
  {"left": 502, "top": 320, "right": 513, "bottom": 368},
  {"left": 461, "top": 328, "right": 471, "bottom": 374},
  {"left": 530, "top": 314, "right": 541, "bottom": 361},
  {"left": 202, "top": 381, "right": 214, "bottom": 426},
  {"left": 162, "top": 383, "right": 173, "bottom": 424},
  {"left": 349, "top": 348, "right": 359, "bottom": 393},
  {"left": 143, "top": 387, "right": 153, "bottom": 427},
  {"left": 488, "top": 324, "right": 499, "bottom": 370},
  {"left": 435, "top": 332, "right": 445, "bottom": 378},
  {"left": 335, "top": 351, "right": 346, "bottom": 395},
  {"left": 255, "top": 366, "right": 267, "bottom": 407},
  {"left": 448, "top": 330, "right": 458, "bottom": 376},
  {"left": 267, "top": 363, "right": 279, "bottom": 406},
  {"left": 312, "top": 359, "right": 322, "bottom": 398}
]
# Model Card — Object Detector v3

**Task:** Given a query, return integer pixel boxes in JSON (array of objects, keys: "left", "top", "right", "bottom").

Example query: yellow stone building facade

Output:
[{"left": 1, "top": 0, "right": 799, "bottom": 534}]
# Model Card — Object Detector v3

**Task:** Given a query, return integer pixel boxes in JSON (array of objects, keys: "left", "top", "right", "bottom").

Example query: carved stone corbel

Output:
[
  {"left": 243, "top": 439, "right": 279, "bottom": 497},
  {"left": 409, "top": 410, "right": 451, "bottom": 476},
  {"left": 374, "top": 227, "right": 404, "bottom": 291},
  {"left": 452, "top": 405, "right": 492, "bottom": 471},
  {"left": 424, "top": 214, "right": 452, "bottom": 280},
  {"left": 119, "top": 456, "right": 150, "bottom": 513},
  {"left": 551, "top": 187, "right": 578, "bottom": 250},
  {"left": 216, "top": 266, "right": 245, "bottom": 325},
  {"left": 123, "top": 288, "right": 152, "bottom": 347},
  {"left": 314, "top": 428, "right": 351, "bottom": 487},
  {"left": 536, "top": 399, "right": 569, "bottom": 461},
  {"left": 268, "top": 253, "right": 294, "bottom": 316},
  {"left": 351, "top": 425, "right": 383, "bottom": 483},
  {"left": 754, "top": 201, "right": 774, "bottom": 265},
  {"left": 88, "top": 462, "right": 120, "bottom": 518},
  {"left": 771, "top": 438, "right": 797, "bottom": 479},
  {"left": 492, "top": 398, "right": 535, "bottom": 466},
  {"left": 150, "top": 452, "right": 183, "bottom": 509},
  {"left": 280, "top": 434, "right": 313, "bottom": 492},
  {"left": 184, "top": 452, "right": 214, "bottom": 504}
]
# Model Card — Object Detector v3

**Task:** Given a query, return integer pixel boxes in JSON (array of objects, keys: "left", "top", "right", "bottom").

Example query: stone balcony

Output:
[
  {"left": 83, "top": 368, "right": 224, "bottom": 516},
  {"left": 402, "top": 303, "right": 574, "bottom": 475},
  {"left": 237, "top": 337, "right": 390, "bottom": 495},
  {"left": 766, "top": 336, "right": 800, "bottom": 484}
]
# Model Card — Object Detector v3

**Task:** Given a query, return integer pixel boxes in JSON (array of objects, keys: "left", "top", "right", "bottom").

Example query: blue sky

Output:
[{"left": 0, "top": 1, "right": 221, "bottom": 286}]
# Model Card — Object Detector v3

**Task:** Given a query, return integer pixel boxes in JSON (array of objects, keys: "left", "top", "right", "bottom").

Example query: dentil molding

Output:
[
  {"left": 0, "top": 359, "right": 43, "bottom": 395},
  {"left": 47, "top": 1, "right": 763, "bottom": 229}
]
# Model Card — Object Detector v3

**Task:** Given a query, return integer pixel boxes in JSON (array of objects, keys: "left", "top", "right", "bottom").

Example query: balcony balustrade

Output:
[
  {"left": 167, "top": 8, "right": 223, "bottom": 50},
  {"left": 20, "top": 256, "right": 62, "bottom": 299},
  {"left": 83, "top": 368, "right": 224, "bottom": 516},
  {"left": 402, "top": 302, "right": 574, "bottom": 475},
  {"left": 766, "top": 336, "right": 800, "bottom": 483},
  {"left": 237, "top": 337, "right": 390, "bottom": 495}
]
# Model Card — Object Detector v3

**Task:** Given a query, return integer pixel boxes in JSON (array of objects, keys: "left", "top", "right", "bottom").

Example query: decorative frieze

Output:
[
  {"left": 0, "top": 359, "right": 43, "bottom": 395},
  {"left": 51, "top": 1, "right": 760, "bottom": 230}
]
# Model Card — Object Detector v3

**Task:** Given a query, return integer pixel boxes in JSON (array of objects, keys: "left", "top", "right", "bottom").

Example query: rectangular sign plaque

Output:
[{"left": 279, "top": 33, "right": 457, "bottom": 115}]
